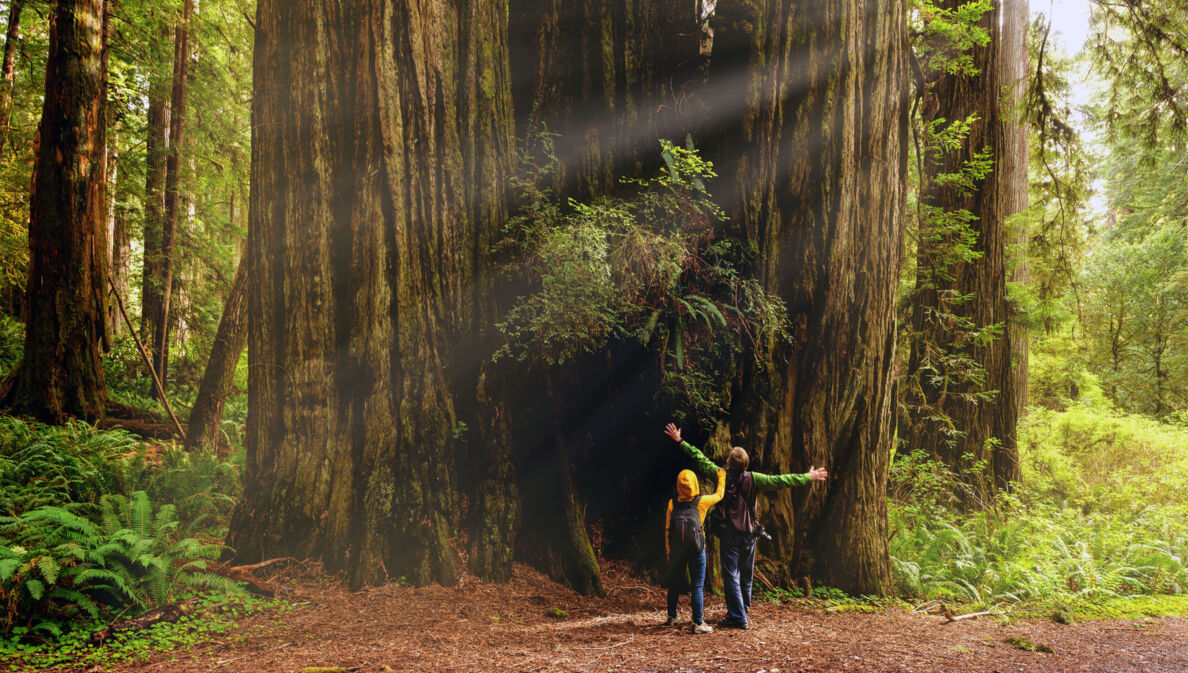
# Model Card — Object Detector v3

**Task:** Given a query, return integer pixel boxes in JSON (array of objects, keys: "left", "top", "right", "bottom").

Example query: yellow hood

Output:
[{"left": 675, "top": 469, "right": 700, "bottom": 501}]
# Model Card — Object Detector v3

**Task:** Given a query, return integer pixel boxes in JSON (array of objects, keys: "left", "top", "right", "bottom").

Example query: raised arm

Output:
[
  {"left": 701, "top": 468, "right": 726, "bottom": 507},
  {"left": 664, "top": 423, "right": 720, "bottom": 480}
]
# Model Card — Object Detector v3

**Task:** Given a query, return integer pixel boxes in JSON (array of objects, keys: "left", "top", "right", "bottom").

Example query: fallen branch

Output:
[
  {"left": 108, "top": 279, "right": 187, "bottom": 441},
  {"left": 91, "top": 604, "right": 185, "bottom": 644},
  {"left": 944, "top": 609, "right": 1005, "bottom": 622},
  {"left": 576, "top": 636, "right": 635, "bottom": 651},
  {"left": 207, "top": 560, "right": 276, "bottom": 596},
  {"left": 232, "top": 556, "right": 296, "bottom": 573}
]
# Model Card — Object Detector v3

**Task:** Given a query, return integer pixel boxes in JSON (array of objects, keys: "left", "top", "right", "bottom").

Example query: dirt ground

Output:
[{"left": 61, "top": 561, "right": 1188, "bottom": 672}]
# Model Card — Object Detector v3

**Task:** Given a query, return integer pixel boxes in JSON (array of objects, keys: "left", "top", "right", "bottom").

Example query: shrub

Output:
[{"left": 0, "top": 491, "right": 242, "bottom": 637}]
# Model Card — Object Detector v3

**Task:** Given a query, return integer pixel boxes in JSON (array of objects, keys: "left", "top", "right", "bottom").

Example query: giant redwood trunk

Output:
[
  {"left": 229, "top": 0, "right": 521, "bottom": 589},
  {"left": 707, "top": 0, "right": 908, "bottom": 594},
  {"left": 904, "top": 0, "right": 1019, "bottom": 500},
  {"left": 184, "top": 253, "right": 248, "bottom": 454},
  {"left": 509, "top": 0, "right": 701, "bottom": 200},
  {"left": 1, "top": 0, "right": 109, "bottom": 422}
]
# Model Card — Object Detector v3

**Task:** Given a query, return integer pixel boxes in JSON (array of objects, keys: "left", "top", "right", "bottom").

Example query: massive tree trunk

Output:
[
  {"left": 141, "top": 76, "right": 170, "bottom": 345},
  {"left": 185, "top": 252, "right": 248, "bottom": 454},
  {"left": 708, "top": 0, "right": 908, "bottom": 595},
  {"left": 229, "top": 0, "right": 518, "bottom": 589},
  {"left": 0, "top": 0, "right": 25, "bottom": 157},
  {"left": 998, "top": 0, "right": 1029, "bottom": 491},
  {"left": 0, "top": 0, "right": 109, "bottom": 422},
  {"left": 509, "top": 0, "right": 701, "bottom": 200},
  {"left": 904, "top": 0, "right": 1018, "bottom": 501},
  {"left": 150, "top": 0, "right": 195, "bottom": 390}
]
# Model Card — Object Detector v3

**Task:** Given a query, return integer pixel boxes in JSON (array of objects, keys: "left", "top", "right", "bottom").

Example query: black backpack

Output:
[{"left": 668, "top": 495, "right": 704, "bottom": 558}]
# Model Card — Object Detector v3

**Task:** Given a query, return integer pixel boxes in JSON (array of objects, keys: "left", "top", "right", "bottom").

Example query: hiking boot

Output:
[
  {"left": 716, "top": 617, "right": 748, "bottom": 630},
  {"left": 662, "top": 616, "right": 677, "bottom": 627},
  {"left": 691, "top": 621, "right": 713, "bottom": 634}
]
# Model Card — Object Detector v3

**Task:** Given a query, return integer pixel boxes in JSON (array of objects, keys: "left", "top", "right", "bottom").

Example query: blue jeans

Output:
[
  {"left": 666, "top": 548, "right": 706, "bottom": 623},
  {"left": 720, "top": 533, "right": 756, "bottom": 624}
]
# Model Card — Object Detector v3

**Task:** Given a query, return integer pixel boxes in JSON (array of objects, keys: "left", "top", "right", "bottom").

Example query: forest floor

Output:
[{"left": 51, "top": 561, "right": 1188, "bottom": 673}]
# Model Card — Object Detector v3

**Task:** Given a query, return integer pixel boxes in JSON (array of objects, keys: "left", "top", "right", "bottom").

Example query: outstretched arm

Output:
[
  {"left": 664, "top": 423, "right": 720, "bottom": 480},
  {"left": 753, "top": 465, "right": 829, "bottom": 492}
]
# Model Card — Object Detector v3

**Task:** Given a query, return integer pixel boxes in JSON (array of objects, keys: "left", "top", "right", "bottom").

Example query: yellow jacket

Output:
[{"left": 665, "top": 468, "right": 725, "bottom": 559}]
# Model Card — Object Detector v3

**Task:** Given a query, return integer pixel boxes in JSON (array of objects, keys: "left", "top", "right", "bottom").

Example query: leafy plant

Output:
[
  {"left": 0, "top": 491, "right": 242, "bottom": 638},
  {"left": 498, "top": 137, "right": 789, "bottom": 424}
]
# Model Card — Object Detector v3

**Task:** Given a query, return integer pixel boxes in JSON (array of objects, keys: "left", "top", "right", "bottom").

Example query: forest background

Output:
[{"left": 0, "top": 0, "right": 1186, "bottom": 665}]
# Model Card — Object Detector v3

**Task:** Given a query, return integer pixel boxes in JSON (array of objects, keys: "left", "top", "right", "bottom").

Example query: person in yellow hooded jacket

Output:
[{"left": 663, "top": 466, "right": 725, "bottom": 633}]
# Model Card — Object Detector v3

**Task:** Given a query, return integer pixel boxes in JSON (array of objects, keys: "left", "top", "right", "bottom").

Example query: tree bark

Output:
[
  {"left": 998, "top": 0, "right": 1029, "bottom": 490},
  {"left": 905, "top": 0, "right": 1019, "bottom": 501},
  {"left": 0, "top": 0, "right": 25, "bottom": 157},
  {"left": 707, "top": 0, "right": 908, "bottom": 595},
  {"left": 150, "top": 0, "right": 196, "bottom": 390},
  {"left": 509, "top": 0, "right": 701, "bottom": 201},
  {"left": 229, "top": 0, "right": 518, "bottom": 590},
  {"left": 185, "top": 252, "right": 248, "bottom": 454},
  {"left": 0, "top": 0, "right": 109, "bottom": 423}
]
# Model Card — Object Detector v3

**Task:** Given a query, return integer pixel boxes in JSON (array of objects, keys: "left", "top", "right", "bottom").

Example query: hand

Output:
[
  {"left": 808, "top": 465, "right": 829, "bottom": 482},
  {"left": 664, "top": 423, "right": 682, "bottom": 443}
]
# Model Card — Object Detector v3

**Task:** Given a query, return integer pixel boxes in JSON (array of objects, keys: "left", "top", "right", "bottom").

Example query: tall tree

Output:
[
  {"left": 998, "top": 0, "right": 1028, "bottom": 489},
  {"left": 902, "top": 0, "right": 1018, "bottom": 501},
  {"left": 0, "top": 0, "right": 25, "bottom": 157},
  {"left": 150, "top": 0, "right": 195, "bottom": 388},
  {"left": 706, "top": 0, "right": 909, "bottom": 594},
  {"left": 141, "top": 74, "right": 170, "bottom": 345},
  {"left": 185, "top": 251, "right": 247, "bottom": 454},
  {"left": 0, "top": 0, "right": 110, "bottom": 422},
  {"left": 228, "top": 0, "right": 518, "bottom": 589}
]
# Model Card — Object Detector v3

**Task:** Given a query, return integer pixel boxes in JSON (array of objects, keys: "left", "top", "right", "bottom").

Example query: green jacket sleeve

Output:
[
  {"left": 677, "top": 441, "right": 721, "bottom": 481},
  {"left": 752, "top": 470, "right": 812, "bottom": 492}
]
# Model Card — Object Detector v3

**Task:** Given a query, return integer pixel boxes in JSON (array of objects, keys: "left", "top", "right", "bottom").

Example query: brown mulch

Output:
[{"left": 67, "top": 562, "right": 1188, "bottom": 672}]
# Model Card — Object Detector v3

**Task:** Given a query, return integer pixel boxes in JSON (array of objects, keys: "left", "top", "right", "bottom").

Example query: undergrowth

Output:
[
  {"left": 889, "top": 385, "right": 1188, "bottom": 619},
  {"left": 0, "top": 416, "right": 245, "bottom": 641}
]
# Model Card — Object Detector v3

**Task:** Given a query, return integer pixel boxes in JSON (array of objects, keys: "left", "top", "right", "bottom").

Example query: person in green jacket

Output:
[{"left": 664, "top": 422, "right": 828, "bottom": 629}]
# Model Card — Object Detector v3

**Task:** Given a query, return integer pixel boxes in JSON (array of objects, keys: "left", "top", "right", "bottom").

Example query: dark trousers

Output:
[{"left": 720, "top": 533, "right": 756, "bottom": 624}]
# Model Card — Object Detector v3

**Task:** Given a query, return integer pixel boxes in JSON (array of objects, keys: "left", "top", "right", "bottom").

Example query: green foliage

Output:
[
  {"left": 0, "top": 593, "right": 290, "bottom": 670},
  {"left": 909, "top": 0, "right": 993, "bottom": 78},
  {"left": 1079, "top": 222, "right": 1188, "bottom": 416},
  {"left": 0, "top": 417, "right": 138, "bottom": 516},
  {"left": 890, "top": 394, "right": 1188, "bottom": 612},
  {"left": 499, "top": 138, "right": 789, "bottom": 424},
  {"left": 0, "top": 491, "right": 242, "bottom": 638},
  {"left": 0, "top": 315, "right": 22, "bottom": 377}
]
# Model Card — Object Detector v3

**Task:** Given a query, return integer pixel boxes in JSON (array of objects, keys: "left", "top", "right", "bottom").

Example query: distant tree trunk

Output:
[
  {"left": 185, "top": 253, "right": 247, "bottom": 454},
  {"left": 141, "top": 76, "right": 170, "bottom": 343},
  {"left": 0, "top": 0, "right": 25, "bottom": 157},
  {"left": 1, "top": 0, "right": 109, "bottom": 422},
  {"left": 998, "top": 0, "right": 1028, "bottom": 490},
  {"left": 708, "top": 0, "right": 908, "bottom": 595},
  {"left": 106, "top": 126, "right": 131, "bottom": 336},
  {"left": 229, "top": 0, "right": 518, "bottom": 590},
  {"left": 151, "top": 0, "right": 195, "bottom": 391},
  {"left": 905, "top": 0, "right": 1018, "bottom": 502}
]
